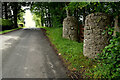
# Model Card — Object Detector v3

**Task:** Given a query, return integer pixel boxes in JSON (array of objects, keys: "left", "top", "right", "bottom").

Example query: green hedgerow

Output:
[
  {"left": 91, "top": 27, "right": 120, "bottom": 79},
  {"left": 0, "top": 19, "right": 14, "bottom": 26}
]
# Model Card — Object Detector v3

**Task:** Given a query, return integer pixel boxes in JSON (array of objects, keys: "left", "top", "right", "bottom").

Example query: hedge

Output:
[{"left": 0, "top": 19, "right": 14, "bottom": 31}]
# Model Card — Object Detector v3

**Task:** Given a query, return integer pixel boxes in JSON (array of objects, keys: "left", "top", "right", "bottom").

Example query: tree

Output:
[
  {"left": 2, "top": 2, "right": 31, "bottom": 28},
  {"left": 67, "top": 2, "right": 120, "bottom": 36},
  {"left": 4, "top": 2, "right": 8, "bottom": 19},
  {"left": 30, "top": 2, "right": 66, "bottom": 27}
]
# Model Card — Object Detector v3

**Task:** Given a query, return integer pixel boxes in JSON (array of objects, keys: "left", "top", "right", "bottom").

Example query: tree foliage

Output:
[
  {"left": 30, "top": 2, "right": 66, "bottom": 27},
  {"left": 2, "top": 2, "right": 30, "bottom": 28}
]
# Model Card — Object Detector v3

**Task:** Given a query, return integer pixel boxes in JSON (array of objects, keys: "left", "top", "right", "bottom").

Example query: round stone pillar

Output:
[
  {"left": 63, "top": 16, "right": 78, "bottom": 41},
  {"left": 83, "top": 12, "right": 111, "bottom": 58}
]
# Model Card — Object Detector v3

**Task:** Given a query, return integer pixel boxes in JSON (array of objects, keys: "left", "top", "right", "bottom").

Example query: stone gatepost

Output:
[
  {"left": 63, "top": 16, "right": 78, "bottom": 41},
  {"left": 83, "top": 12, "right": 111, "bottom": 58}
]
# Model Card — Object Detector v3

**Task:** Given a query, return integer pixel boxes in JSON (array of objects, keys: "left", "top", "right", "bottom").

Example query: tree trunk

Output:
[
  {"left": 41, "top": 8, "right": 44, "bottom": 26},
  {"left": 83, "top": 7, "right": 86, "bottom": 26},
  {"left": 47, "top": 8, "right": 51, "bottom": 27},
  {"left": 48, "top": 13, "right": 51, "bottom": 27},
  {"left": 13, "top": 3, "right": 18, "bottom": 28},
  {"left": 39, "top": 8, "right": 42, "bottom": 27},
  {"left": 65, "top": 2, "right": 70, "bottom": 17},
  {"left": 66, "top": 9, "right": 70, "bottom": 17},
  {"left": 2, "top": 3, "right": 4, "bottom": 19},
  {"left": 39, "top": 15, "right": 42, "bottom": 27},
  {"left": 4, "top": 2, "right": 8, "bottom": 19},
  {"left": 46, "top": 10, "right": 48, "bottom": 27},
  {"left": 113, "top": 16, "right": 120, "bottom": 36}
]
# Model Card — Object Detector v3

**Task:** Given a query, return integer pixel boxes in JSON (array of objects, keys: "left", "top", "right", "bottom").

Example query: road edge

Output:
[
  {"left": 40, "top": 28, "right": 81, "bottom": 79},
  {"left": 0, "top": 28, "right": 22, "bottom": 35}
]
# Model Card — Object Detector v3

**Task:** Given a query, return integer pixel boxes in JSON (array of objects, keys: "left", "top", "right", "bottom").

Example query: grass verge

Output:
[
  {"left": 0, "top": 27, "right": 22, "bottom": 34},
  {"left": 41, "top": 27, "right": 97, "bottom": 78}
]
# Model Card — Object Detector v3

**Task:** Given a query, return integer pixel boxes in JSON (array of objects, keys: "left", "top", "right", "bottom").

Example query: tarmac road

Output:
[{"left": 1, "top": 28, "right": 68, "bottom": 78}]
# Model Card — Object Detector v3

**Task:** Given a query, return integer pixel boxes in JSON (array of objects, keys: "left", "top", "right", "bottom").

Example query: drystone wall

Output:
[
  {"left": 63, "top": 16, "right": 78, "bottom": 41},
  {"left": 83, "top": 12, "right": 111, "bottom": 58}
]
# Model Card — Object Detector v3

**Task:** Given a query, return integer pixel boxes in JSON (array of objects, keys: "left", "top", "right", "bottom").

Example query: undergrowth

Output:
[
  {"left": 41, "top": 27, "right": 97, "bottom": 77},
  {"left": 41, "top": 26, "right": 120, "bottom": 79},
  {"left": 88, "top": 27, "right": 120, "bottom": 79}
]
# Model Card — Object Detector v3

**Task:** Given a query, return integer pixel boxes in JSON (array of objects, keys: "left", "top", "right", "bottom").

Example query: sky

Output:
[{"left": 22, "top": 6, "right": 36, "bottom": 28}]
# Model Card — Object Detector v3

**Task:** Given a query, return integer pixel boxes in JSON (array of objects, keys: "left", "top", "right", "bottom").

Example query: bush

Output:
[
  {"left": 91, "top": 29, "right": 120, "bottom": 79},
  {"left": 0, "top": 19, "right": 14, "bottom": 31}
]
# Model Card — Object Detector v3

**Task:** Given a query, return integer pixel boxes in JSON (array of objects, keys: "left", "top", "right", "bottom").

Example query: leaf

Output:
[
  {"left": 116, "top": 68, "right": 120, "bottom": 71},
  {"left": 108, "top": 32, "right": 112, "bottom": 35}
]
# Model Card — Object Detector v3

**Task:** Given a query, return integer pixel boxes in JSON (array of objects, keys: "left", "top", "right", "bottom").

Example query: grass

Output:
[
  {"left": 41, "top": 27, "right": 97, "bottom": 77},
  {"left": 0, "top": 27, "right": 22, "bottom": 34}
]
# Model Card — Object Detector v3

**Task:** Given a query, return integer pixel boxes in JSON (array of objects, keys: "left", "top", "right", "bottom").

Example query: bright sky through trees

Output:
[{"left": 22, "top": 6, "right": 36, "bottom": 28}]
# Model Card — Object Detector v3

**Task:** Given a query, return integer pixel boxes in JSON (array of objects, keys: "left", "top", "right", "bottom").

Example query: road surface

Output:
[{"left": 1, "top": 28, "right": 68, "bottom": 78}]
